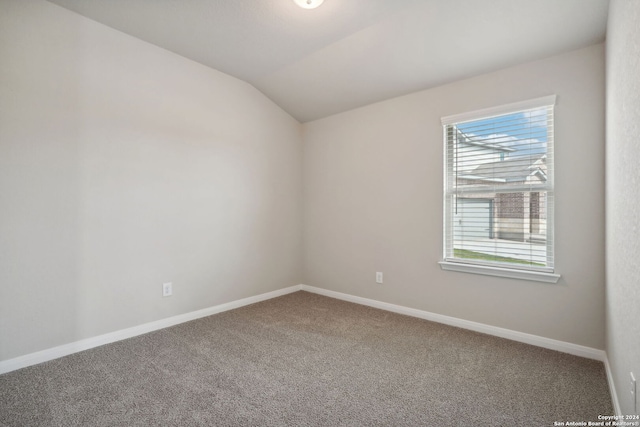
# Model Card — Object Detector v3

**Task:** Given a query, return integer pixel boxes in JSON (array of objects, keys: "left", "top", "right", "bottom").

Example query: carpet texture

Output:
[{"left": 0, "top": 291, "right": 612, "bottom": 426}]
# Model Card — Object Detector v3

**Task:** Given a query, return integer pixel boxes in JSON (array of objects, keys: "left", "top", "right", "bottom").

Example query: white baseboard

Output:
[
  {"left": 604, "top": 355, "right": 622, "bottom": 416},
  {"left": 304, "top": 286, "right": 620, "bottom": 415},
  {"left": 300, "top": 284, "right": 606, "bottom": 361},
  {"left": 0, "top": 285, "right": 302, "bottom": 375},
  {"left": 1, "top": 283, "right": 609, "bottom": 381}
]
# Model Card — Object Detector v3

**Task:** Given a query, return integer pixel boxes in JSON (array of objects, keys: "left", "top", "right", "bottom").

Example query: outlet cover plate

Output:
[
  {"left": 632, "top": 372, "right": 637, "bottom": 413},
  {"left": 162, "top": 282, "right": 172, "bottom": 297}
]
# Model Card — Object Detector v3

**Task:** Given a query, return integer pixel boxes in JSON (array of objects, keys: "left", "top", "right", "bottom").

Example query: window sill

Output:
[{"left": 438, "top": 261, "right": 561, "bottom": 283}]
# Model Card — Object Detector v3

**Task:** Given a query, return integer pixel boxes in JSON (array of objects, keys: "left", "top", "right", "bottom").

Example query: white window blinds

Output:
[{"left": 442, "top": 96, "right": 556, "bottom": 272}]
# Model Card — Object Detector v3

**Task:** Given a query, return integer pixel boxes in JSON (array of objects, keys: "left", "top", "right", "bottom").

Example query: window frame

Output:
[{"left": 438, "top": 96, "right": 560, "bottom": 284}]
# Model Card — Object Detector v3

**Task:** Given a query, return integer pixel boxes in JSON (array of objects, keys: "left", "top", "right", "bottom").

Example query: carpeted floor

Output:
[{"left": 0, "top": 291, "right": 612, "bottom": 426}]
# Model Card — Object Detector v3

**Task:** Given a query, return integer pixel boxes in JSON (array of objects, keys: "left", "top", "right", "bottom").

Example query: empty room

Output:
[{"left": 1, "top": 0, "right": 638, "bottom": 425}]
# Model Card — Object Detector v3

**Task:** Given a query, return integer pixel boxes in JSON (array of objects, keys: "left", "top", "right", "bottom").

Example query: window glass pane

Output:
[
  {"left": 451, "top": 192, "right": 550, "bottom": 268},
  {"left": 443, "top": 102, "right": 554, "bottom": 271}
]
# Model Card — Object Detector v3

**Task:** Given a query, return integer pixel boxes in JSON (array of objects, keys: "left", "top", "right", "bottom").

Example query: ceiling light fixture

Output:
[{"left": 293, "top": 0, "right": 324, "bottom": 9}]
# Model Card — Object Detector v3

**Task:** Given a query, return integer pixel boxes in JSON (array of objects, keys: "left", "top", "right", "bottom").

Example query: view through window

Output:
[{"left": 442, "top": 97, "right": 555, "bottom": 272}]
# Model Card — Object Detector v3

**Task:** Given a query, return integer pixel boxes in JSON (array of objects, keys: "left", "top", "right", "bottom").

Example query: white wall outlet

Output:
[
  {"left": 162, "top": 282, "right": 172, "bottom": 297},
  {"left": 631, "top": 372, "right": 637, "bottom": 413},
  {"left": 376, "top": 272, "right": 383, "bottom": 284}
]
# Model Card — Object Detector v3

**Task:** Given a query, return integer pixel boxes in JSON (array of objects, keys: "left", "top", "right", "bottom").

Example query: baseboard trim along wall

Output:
[
  {"left": 299, "top": 285, "right": 619, "bottom": 414},
  {"left": 0, "top": 285, "right": 301, "bottom": 375},
  {"left": 299, "top": 285, "right": 606, "bottom": 361},
  {"left": 603, "top": 355, "right": 622, "bottom": 416},
  {"left": 0, "top": 283, "right": 617, "bottom": 415}
]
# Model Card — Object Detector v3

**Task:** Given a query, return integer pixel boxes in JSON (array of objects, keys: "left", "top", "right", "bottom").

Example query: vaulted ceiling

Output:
[{"left": 46, "top": 0, "right": 610, "bottom": 122}]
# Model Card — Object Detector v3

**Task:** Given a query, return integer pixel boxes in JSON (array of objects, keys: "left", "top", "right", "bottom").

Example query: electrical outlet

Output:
[
  {"left": 376, "top": 272, "right": 383, "bottom": 284},
  {"left": 631, "top": 372, "right": 637, "bottom": 413},
  {"left": 162, "top": 282, "right": 172, "bottom": 297}
]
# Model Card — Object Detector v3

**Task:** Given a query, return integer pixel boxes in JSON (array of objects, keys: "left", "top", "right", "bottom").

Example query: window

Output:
[{"left": 439, "top": 96, "right": 560, "bottom": 283}]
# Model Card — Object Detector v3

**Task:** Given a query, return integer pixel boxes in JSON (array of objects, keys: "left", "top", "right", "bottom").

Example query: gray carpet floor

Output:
[{"left": 0, "top": 291, "right": 612, "bottom": 426}]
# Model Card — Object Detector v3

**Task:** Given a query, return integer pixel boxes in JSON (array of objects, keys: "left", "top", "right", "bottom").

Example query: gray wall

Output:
[
  {"left": 606, "top": 0, "right": 640, "bottom": 415},
  {"left": 303, "top": 44, "right": 606, "bottom": 349},
  {"left": 0, "top": 0, "right": 303, "bottom": 361},
  {"left": 0, "top": 0, "right": 611, "bottom": 368}
]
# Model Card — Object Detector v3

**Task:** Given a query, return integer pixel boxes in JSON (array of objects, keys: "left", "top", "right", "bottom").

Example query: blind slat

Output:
[{"left": 443, "top": 100, "right": 555, "bottom": 272}]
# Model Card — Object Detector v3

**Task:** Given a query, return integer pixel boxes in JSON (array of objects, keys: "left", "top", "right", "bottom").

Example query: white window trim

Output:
[
  {"left": 438, "top": 261, "right": 561, "bottom": 283},
  {"left": 441, "top": 95, "right": 557, "bottom": 125},
  {"left": 440, "top": 95, "right": 561, "bottom": 283}
]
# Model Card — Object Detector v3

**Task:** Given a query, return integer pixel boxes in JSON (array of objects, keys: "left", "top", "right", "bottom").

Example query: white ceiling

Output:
[{"left": 46, "top": 0, "right": 610, "bottom": 122}]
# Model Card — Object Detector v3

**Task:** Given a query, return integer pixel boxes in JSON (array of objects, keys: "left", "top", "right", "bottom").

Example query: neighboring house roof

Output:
[
  {"left": 460, "top": 154, "right": 547, "bottom": 183},
  {"left": 457, "top": 130, "right": 516, "bottom": 153}
]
